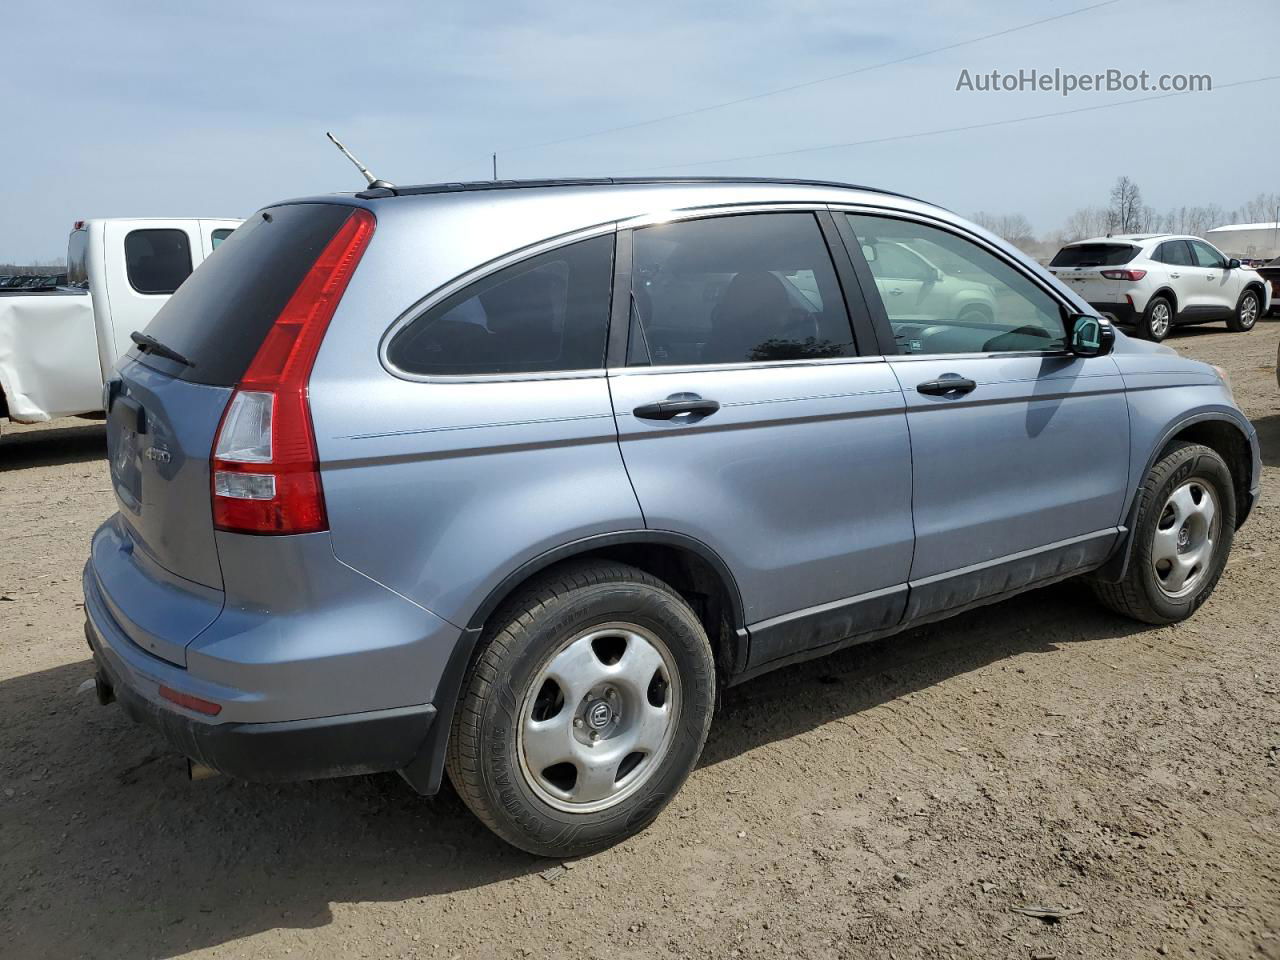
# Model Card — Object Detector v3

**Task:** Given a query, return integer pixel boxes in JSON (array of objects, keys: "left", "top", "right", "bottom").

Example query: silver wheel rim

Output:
[
  {"left": 516, "top": 621, "right": 681, "bottom": 814},
  {"left": 1240, "top": 295, "right": 1258, "bottom": 328},
  {"left": 1150, "top": 302, "right": 1171, "bottom": 337},
  {"left": 1150, "top": 480, "right": 1220, "bottom": 599}
]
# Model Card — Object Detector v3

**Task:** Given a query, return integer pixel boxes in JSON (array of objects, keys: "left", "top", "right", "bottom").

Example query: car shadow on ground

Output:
[
  {"left": 1253, "top": 413, "right": 1280, "bottom": 468},
  {"left": 0, "top": 420, "right": 105, "bottom": 472},
  {"left": 0, "top": 579, "right": 1154, "bottom": 958}
]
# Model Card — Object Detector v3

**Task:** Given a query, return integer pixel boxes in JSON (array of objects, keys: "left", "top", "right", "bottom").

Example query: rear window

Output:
[
  {"left": 139, "top": 203, "right": 355, "bottom": 386},
  {"left": 125, "top": 229, "right": 193, "bottom": 294},
  {"left": 67, "top": 228, "right": 89, "bottom": 288},
  {"left": 1049, "top": 244, "right": 1139, "bottom": 268}
]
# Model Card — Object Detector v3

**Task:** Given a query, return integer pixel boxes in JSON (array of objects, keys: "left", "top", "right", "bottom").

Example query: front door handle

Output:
[
  {"left": 916, "top": 376, "right": 977, "bottom": 397},
  {"left": 633, "top": 397, "right": 721, "bottom": 420},
  {"left": 888, "top": 287, "right": 904, "bottom": 296}
]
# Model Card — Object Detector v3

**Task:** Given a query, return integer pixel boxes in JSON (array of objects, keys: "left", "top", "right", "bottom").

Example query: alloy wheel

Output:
[{"left": 1150, "top": 302, "right": 1171, "bottom": 338}]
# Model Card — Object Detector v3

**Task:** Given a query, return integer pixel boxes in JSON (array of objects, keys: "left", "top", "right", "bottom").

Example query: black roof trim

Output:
[{"left": 355, "top": 176, "right": 925, "bottom": 204}]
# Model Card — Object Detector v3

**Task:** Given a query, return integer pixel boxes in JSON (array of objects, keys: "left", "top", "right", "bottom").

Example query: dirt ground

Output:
[{"left": 1, "top": 322, "right": 1277, "bottom": 960}]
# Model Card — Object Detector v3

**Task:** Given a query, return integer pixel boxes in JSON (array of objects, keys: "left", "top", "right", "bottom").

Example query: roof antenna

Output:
[{"left": 325, "top": 132, "right": 394, "bottom": 190}]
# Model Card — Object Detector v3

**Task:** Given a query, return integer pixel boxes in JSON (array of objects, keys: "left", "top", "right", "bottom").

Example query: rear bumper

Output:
[
  {"left": 88, "top": 621, "right": 436, "bottom": 782},
  {"left": 82, "top": 519, "right": 467, "bottom": 791},
  {"left": 1088, "top": 301, "right": 1139, "bottom": 325}
]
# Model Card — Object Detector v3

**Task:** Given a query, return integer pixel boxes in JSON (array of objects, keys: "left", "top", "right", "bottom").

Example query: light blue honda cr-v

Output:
[{"left": 83, "top": 177, "right": 1260, "bottom": 855}]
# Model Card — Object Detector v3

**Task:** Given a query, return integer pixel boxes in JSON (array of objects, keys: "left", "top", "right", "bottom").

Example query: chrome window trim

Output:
[
  {"left": 828, "top": 202, "right": 1092, "bottom": 360},
  {"left": 380, "top": 200, "right": 890, "bottom": 384},
  {"left": 607, "top": 354, "right": 890, "bottom": 377}
]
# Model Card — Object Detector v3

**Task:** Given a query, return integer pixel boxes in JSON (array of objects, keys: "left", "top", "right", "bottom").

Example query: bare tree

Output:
[
  {"left": 1062, "top": 206, "right": 1109, "bottom": 241},
  {"left": 1240, "top": 192, "right": 1280, "bottom": 224},
  {"left": 1107, "top": 176, "right": 1144, "bottom": 233},
  {"left": 970, "top": 211, "right": 1036, "bottom": 250}
]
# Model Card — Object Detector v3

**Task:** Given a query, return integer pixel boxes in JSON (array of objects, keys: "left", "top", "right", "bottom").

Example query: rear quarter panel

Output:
[{"left": 309, "top": 205, "right": 643, "bottom": 628}]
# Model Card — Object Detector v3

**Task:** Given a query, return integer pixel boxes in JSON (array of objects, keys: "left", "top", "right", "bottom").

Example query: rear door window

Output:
[
  {"left": 1049, "top": 244, "right": 1139, "bottom": 267},
  {"left": 387, "top": 234, "right": 614, "bottom": 377},
  {"left": 628, "top": 213, "right": 856, "bottom": 366},
  {"left": 139, "top": 203, "right": 357, "bottom": 386},
  {"left": 1156, "top": 240, "right": 1195, "bottom": 266},
  {"left": 124, "top": 229, "right": 193, "bottom": 294}
]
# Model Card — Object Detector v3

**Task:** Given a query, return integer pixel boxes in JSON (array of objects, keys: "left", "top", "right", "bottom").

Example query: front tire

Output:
[
  {"left": 446, "top": 560, "right": 716, "bottom": 857},
  {"left": 1227, "top": 289, "right": 1260, "bottom": 332},
  {"left": 1139, "top": 295, "right": 1174, "bottom": 341},
  {"left": 1092, "top": 442, "right": 1235, "bottom": 625}
]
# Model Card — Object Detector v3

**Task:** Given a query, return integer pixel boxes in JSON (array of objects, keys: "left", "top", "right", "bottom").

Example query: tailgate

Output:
[
  {"left": 106, "top": 357, "right": 232, "bottom": 592},
  {"left": 1052, "top": 268, "right": 1118, "bottom": 303}
]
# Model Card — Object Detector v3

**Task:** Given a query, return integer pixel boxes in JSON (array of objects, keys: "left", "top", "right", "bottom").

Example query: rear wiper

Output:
[{"left": 130, "top": 331, "right": 194, "bottom": 368}]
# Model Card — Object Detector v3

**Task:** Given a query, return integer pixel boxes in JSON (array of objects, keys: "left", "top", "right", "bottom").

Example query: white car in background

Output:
[{"left": 1048, "top": 234, "right": 1270, "bottom": 341}]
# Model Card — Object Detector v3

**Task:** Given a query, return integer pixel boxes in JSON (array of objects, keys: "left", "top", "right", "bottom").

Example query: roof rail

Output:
[{"left": 355, "top": 175, "right": 925, "bottom": 204}]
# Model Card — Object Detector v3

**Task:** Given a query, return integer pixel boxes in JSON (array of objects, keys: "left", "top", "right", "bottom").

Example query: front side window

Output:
[
  {"left": 1189, "top": 240, "right": 1225, "bottom": 269},
  {"left": 628, "top": 213, "right": 856, "bottom": 366},
  {"left": 124, "top": 229, "right": 193, "bottom": 295},
  {"left": 845, "top": 214, "right": 1066, "bottom": 355},
  {"left": 387, "top": 233, "right": 614, "bottom": 377}
]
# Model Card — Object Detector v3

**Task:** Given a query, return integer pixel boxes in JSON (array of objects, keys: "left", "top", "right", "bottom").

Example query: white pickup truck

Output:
[{"left": 0, "top": 217, "right": 241, "bottom": 428}]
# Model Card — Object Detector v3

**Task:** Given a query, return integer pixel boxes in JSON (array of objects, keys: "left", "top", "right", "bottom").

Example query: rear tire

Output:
[
  {"left": 1091, "top": 442, "right": 1234, "bottom": 625},
  {"left": 446, "top": 560, "right": 716, "bottom": 857},
  {"left": 1227, "top": 289, "right": 1260, "bottom": 332},
  {"left": 1139, "top": 296, "right": 1174, "bottom": 341}
]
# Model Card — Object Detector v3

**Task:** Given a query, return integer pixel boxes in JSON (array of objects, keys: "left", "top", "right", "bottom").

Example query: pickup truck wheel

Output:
[
  {"left": 445, "top": 560, "right": 715, "bottom": 857},
  {"left": 1227, "top": 289, "right": 1260, "bottom": 332},
  {"left": 1139, "top": 296, "right": 1173, "bottom": 341},
  {"left": 1091, "top": 442, "right": 1235, "bottom": 625}
]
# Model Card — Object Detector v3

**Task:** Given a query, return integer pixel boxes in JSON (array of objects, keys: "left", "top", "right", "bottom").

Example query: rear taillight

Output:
[
  {"left": 1100, "top": 269, "right": 1146, "bottom": 281},
  {"left": 211, "top": 207, "right": 374, "bottom": 535}
]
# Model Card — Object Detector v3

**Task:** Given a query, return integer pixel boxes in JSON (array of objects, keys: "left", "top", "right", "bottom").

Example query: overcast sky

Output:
[{"left": 2, "top": 0, "right": 1277, "bottom": 262}]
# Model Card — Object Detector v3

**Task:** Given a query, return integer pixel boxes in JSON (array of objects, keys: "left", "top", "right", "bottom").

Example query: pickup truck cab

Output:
[{"left": 0, "top": 217, "right": 240, "bottom": 428}]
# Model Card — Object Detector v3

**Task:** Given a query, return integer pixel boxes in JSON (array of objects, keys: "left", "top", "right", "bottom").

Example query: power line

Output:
[
  {"left": 611, "top": 74, "right": 1280, "bottom": 174},
  {"left": 502, "top": 0, "right": 1125, "bottom": 156}
]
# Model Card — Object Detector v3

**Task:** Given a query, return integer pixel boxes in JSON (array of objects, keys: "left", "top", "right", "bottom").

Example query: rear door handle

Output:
[
  {"left": 633, "top": 397, "right": 721, "bottom": 420},
  {"left": 1169, "top": 272, "right": 1180, "bottom": 279},
  {"left": 916, "top": 376, "right": 977, "bottom": 397}
]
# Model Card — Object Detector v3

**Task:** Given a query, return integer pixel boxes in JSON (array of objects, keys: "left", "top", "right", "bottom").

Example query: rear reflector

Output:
[
  {"left": 159, "top": 685, "right": 223, "bottom": 716},
  {"left": 211, "top": 207, "right": 375, "bottom": 535},
  {"left": 1100, "top": 269, "right": 1147, "bottom": 281}
]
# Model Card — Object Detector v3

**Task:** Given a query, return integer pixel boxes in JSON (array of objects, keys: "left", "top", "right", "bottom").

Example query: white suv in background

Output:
[{"left": 1049, "top": 235, "right": 1270, "bottom": 341}]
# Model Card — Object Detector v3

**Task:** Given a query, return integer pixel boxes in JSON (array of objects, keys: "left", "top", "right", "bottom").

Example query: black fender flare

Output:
[{"left": 1094, "top": 410, "right": 1255, "bottom": 583}]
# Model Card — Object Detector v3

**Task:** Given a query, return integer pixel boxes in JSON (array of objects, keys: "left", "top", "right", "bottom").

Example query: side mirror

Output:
[
  {"left": 860, "top": 243, "right": 877, "bottom": 263},
  {"left": 1069, "top": 314, "right": 1115, "bottom": 358},
  {"left": 1227, "top": 258, "right": 1241, "bottom": 269}
]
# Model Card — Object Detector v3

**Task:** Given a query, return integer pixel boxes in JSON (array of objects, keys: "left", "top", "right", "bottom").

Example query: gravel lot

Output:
[{"left": 2, "top": 321, "right": 1278, "bottom": 960}]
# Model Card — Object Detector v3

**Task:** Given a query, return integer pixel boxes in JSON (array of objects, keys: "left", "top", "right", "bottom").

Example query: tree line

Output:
[{"left": 972, "top": 179, "right": 1280, "bottom": 257}]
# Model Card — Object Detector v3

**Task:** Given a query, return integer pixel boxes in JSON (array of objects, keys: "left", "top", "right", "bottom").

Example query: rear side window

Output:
[
  {"left": 1155, "top": 240, "right": 1195, "bottom": 266},
  {"left": 628, "top": 213, "right": 856, "bottom": 366},
  {"left": 1049, "top": 244, "right": 1138, "bottom": 267},
  {"left": 211, "top": 228, "right": 235, "bottom": 249},
  {"left": 125, "top": 229, "right": 193, "bottom": 294},
  {"left": 387, "top": 234, "right": 614, "bottom": 377},
  {"left": 67, "top": 229, "right": 89, "bottom": 287},
  {"left": 140, "top": 204, "right": 356, "bottom": 386}
]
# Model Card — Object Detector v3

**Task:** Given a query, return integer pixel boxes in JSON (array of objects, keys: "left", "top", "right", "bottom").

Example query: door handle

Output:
[
  {"left": 888, "top": 288, "right": 904, "bottom": 296},
  {"left": 1169, "top": 273, "right": 1180, "bottom": 279},
  {"left": 916, "top": 376, "right": 977, "bottom": 397},
  {"left": 633, "top": 397, "right": 721, "bottom": 420}
]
